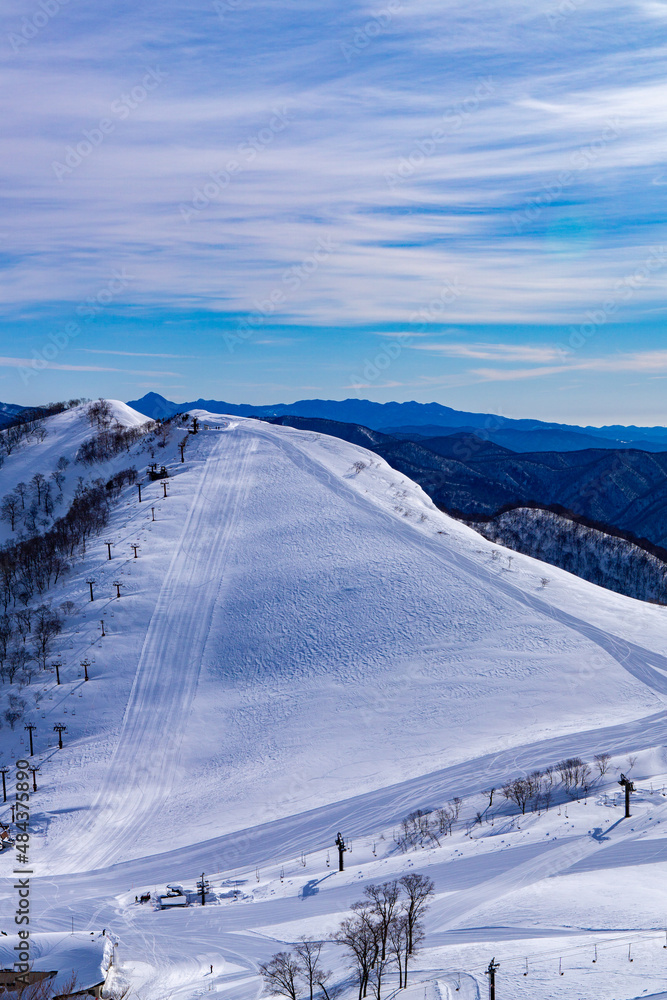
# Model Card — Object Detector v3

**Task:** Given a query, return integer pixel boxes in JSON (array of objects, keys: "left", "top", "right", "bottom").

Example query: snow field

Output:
[{"left": 2, "top": 407, "right": 667, "bottom": 999}]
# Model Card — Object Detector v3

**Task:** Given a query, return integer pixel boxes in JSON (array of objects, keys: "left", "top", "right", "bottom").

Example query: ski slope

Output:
[
  {"left": 2, "top": 405, "right": 667, "bottom": 1000},
  {"left": 0, "top": 400, "right": 147, "bottom": 543}
]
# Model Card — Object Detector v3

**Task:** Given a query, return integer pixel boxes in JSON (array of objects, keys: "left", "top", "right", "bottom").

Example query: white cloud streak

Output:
[
  {"left": 0, "top": 356, "right": 180, "bottom": 375},
  {"left": 412, "top": 342, "right": 566, "bottom": 362},
  {"left": 79, "top": 349, "right": 195, "bottom": 358},
  {"left": 472, "top": 349, "right": 667, "bottom": 382}
]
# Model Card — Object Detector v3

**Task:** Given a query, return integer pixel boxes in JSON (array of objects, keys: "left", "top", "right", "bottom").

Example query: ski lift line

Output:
[
  {"left": 211, "top": 829, "right": 395, "bottom": 883},
  {"left": 186, "top": 843, "right": 354, "bottom": 888},
  {"left": 436, "top": 929, "right": 667, "bottom": 979},
  {"left": 417, "top": 931, "right": 667, "bottom": 978},
  {"left": 41, "top": 628, "right": 103, "bottom": 703}
]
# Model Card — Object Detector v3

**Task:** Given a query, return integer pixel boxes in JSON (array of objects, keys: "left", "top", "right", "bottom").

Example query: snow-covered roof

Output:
[{"left": 0, "top": 933, "right": 109, "bottom": 993}]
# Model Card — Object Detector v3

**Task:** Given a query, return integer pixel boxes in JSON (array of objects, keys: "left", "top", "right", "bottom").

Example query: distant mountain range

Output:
[
  {"left": 0, "top": 401, "right": 27, "bottom": 430},
  {"left": 127, "top": 392, "right": 667, "bottom": 453},
  {"left": 264, "top": 414, "right": 667, "bottom": 549}
]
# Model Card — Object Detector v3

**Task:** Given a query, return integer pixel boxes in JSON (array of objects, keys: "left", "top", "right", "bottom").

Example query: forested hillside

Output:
[{"left": 469, "top": 506, "right": 667, "bottom": 604}]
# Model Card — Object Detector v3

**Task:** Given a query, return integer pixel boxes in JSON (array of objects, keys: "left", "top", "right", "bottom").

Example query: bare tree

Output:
[
  {"left": 30, "top": 473, "right": 47, "bottom": 509},
  {"left": 503, "top": 777, "right": 530, "bottom": 815},
  {"left": 336, "top": 909, "right": 378, "bottom": 1000},
  {"left": 51, "top": 460, "right": 68, "bottom": 491},
  {"left": 14, "top": 609, "right": 32, "bottom": 644},
  {"left": 23, "top": 505, "right": 39, "bottom": 536},
  {"left": 43, "top": 482, "right": 55, "bottom": 518},
  {"left": 387, "top": 914, "right": 409, "bottom": 989},
  {"left": 402, "top": 912, "right": 424, "bottom": 985},
  {"left": 4, "top": 693, "right": 26, "bottom": 728},
  {"left": 259, "top": 952, "right": 303, "bottom": 1000},
  {"left": 3, "top": 645, "right": 31, "bottom": 684},
  {"left": 435, "top": 806, "right": 455, "bottom": 836},
  {"left": 0, "top": 614, "right": 12, "bottom": 674},
  {"left": 15, "top": 481, "right": 28, "bottom": 509},
  {"left": 33, "top": 605, "right": 62, "bottom": 670},
  {"left": 1, "top": 493, "right": 20, "bottom": 531},
  {"left": 87, "top": 398, "right": 113, "bottom": 429},
  {"left": 557, "top": 757, "right": 591, "bottom": 798},
  {"left": 295, "top": 939, "right": 330, "bottom": 1000},
  {"left": 594, "top": 753, "right": 611, "bottom": 777},
  {"left": 367, "top": 949, "right": 389, "bottom": 1000},
  {"left": 364, "top": 882, "right": 401, "bottom": 961},
  {"left": 398, "top": 874, "right": 434, "bottom": 955}
]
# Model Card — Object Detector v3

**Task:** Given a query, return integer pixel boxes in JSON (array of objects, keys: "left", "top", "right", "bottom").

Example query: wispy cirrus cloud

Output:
[
  {"left": 3, "top": 0, "right": 667, "bottom": 327},
  {"left": 472, "top": 349, "right": 667, "bottom": 382},
  {"left": 0, "top": 356, "right": 180, "bottom": 376},
  {"left": 412, "top": 342, "right": 565, "bottom": 362}
]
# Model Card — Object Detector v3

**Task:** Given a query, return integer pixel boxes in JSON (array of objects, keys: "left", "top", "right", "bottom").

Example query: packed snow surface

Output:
[{"left": 1, "top": 408, "right": 667, "bottom": 1000}]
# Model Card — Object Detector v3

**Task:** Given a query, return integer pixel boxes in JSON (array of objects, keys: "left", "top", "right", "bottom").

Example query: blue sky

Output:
[{"left": 2, "top": 0, "right": 667, "bottom": 423}]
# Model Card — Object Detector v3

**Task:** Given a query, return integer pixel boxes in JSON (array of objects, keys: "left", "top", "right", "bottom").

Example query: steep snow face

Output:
[
  {"left": 2, "top": 413, "right": 665, "bottom": 875},
  {"left": 0, "top": 400, "right": 149, "bottom": 542}
]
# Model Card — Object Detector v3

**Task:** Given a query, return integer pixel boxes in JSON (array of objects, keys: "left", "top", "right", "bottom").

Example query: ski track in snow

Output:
[
  {"left": 30, "top": 418, "right": 667, "bottom": 883},
  {"left": 59, "top": 430, "right": 258, "bottom": 873}
]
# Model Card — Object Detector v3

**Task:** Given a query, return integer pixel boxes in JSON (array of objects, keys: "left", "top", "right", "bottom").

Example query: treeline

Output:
[
  {"left": 469, "top": 505, "right": 667, "bottom": 604},
  {"left": 260, "top": 876, "right": 434, "bottom": 1000},
  {"left": 0, "top": 467, "right": 137, "bottom": 731},
  {"left": 78, "top": 398, "right": 168, "bottom": 464},
  {"left": 0, "top": 463, "right": 137, "bottom": 737},
  {"left": 500, "top": 755, "right": 602, "bottom": 815},
  {"left": 0, "top": 603, "right": 62, "bottom": 688},
  {"left": 1, "top": 457, "right": 70, "bottom": 534},
  {"left": 0, "top": 467, "right": 137, "bottom": 613},
  {"left": 77, "top": 426, "right": 147, "bottom": 464},
  {"left": 78, "top": 398, "right": 157, "bottom": 463},
  {"left": 395, "top": 753, "right": 612, "bottom": 849}
]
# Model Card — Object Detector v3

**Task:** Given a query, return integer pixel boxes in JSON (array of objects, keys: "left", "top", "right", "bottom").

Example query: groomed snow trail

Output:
[
  {"left": 271, "top": 423, "right": 667, "bottom": 694},
  {"left": 62, "top": 429, "right": 257, "bottom": 873}
]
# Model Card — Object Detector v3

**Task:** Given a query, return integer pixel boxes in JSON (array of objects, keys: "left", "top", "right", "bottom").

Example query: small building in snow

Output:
[
  {"left": 159, "top": 892, "right": 188, "bottom": 909},
  {"left": 0, "top": 932, "right": 111, "bottom": 999}
]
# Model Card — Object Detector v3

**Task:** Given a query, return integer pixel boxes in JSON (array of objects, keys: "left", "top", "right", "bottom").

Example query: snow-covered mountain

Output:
[
  {"left": 1, "top": 404, "right": 667, "bottom": 1000},
  {"left": 0, "top": 400, "right": 25, "bottom": 429},
  {"left": 126, "top": 392, "right": 667, "bottom": 451}
]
